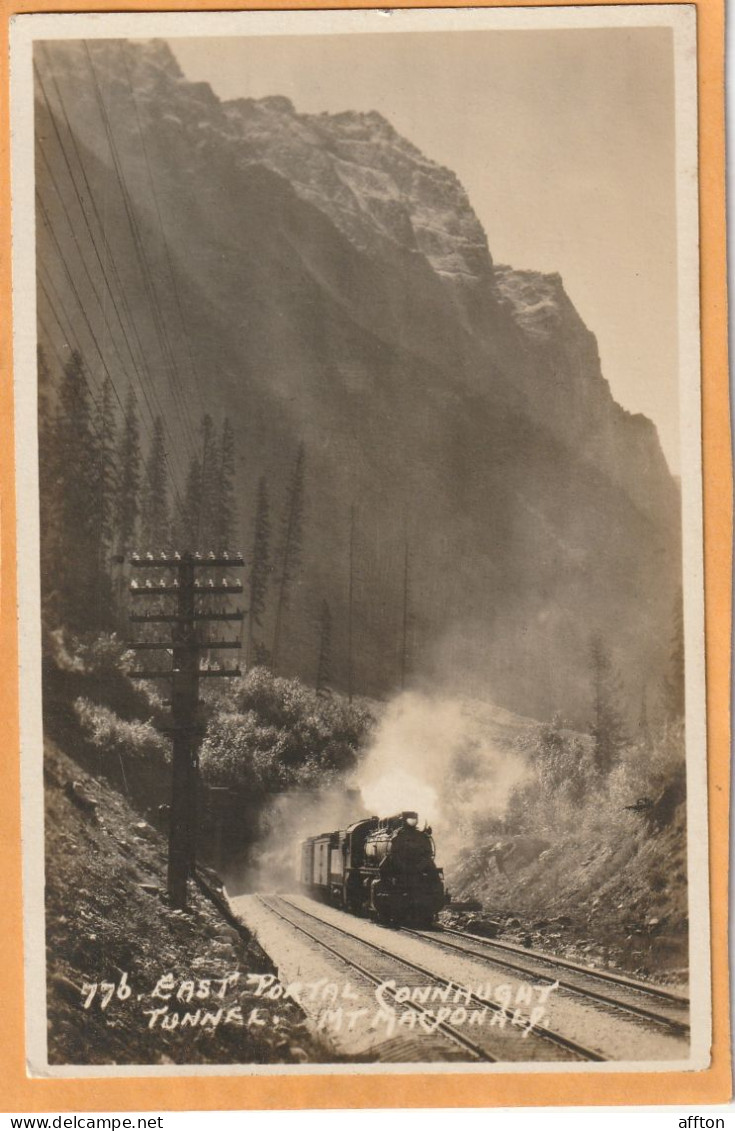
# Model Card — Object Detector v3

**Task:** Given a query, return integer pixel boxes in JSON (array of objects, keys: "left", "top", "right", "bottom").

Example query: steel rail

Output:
[
  {"left": 267, "top": 895, "right": 606, "bottom": 1063},
  {"left": 256, "top": 896, "right": 494, "bottom": 1062},
  {"left": 400, "top": 927, "right": 689, "bottom": 1036},
  {"left": 439, "top": 926, "right": 689, "bottom": 1004}
]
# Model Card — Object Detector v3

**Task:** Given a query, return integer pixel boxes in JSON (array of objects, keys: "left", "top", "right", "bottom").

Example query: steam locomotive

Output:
[{"left": 300, "top": 811, "right": 447, "bottom": 925}]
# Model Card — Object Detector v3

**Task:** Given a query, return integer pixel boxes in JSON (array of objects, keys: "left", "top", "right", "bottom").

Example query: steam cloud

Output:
[
  {"left": 238, "top": 690, "right": 531, "bottom": 893},
  {"left": 356, "top": 691, "right": 530, "bottom": 866}
]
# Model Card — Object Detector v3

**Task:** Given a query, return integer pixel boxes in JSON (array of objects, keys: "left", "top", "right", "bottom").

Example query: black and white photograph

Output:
[{"left": 10, "top": 4, "right": 708, "bottom": 1077}]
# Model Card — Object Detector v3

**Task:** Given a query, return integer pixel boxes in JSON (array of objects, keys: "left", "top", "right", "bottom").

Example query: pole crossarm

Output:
[
  {"left": 127, "top": 640, "right": 241, "bottom": 650},
  {"left": 194, "top": 584, "right": 244, "bottom": 594},
  {"left": 158, "top": 723, "right": 207, "bottom": 737},
  {"left": 130, "top": 667, "right": 242, "bottom": 679},
  {"left": 130, "top": 611, "right": 244, "bottom": 622},
  {"left": 130, "top": 555, "right": 245, "bottom": 568},
  {"left": 130, "top": 584, "right": 244, "bottom": 595},
  {"left": 194, "top": 611, "right": 244, "bottom": 621}
]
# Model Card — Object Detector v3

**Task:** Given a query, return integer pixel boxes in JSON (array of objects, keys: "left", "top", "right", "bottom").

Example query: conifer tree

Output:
[
  {"left": 272, "top": 444, "right": 305, "bottom": 671},
  {"left": 96, "top": 376, "right": 118, "bottom": 568},
  {"left": 116, "top": 387, "right": 142, "bottom": 559},
  {"left": 316, "top": 599, "right": 332, "bottom": 695},
  {"left": 54, "top": 350, "right": 102, "bottom": 630},
  {"left": 638, "top": 691, "right": 653, "bottom": 751},
  {"left": 37, "top": 346, "right": 61, "bottom": 627},
  {"left": 140, "top": 416, "right": 170, "bottom": 552},
  {"left": 177, "top": 452, "right": 203, "bottom": 552},
  {"left": 589, "top": 634, "right": 626, "bottom": 776},
  {"left": 247, "top": 475, "right": 271, "bottom": 667},
  {"left": 92, "top": 376, "right": 119, "bottom": 627},
  {"left": 252, "top": 641, "right": 272, "bottom": 668},
  {"left": 197, "top": 413, "right": 219, "bottom": 550},
  {"left": 214, "top": 417, "right": 237, "bottom": 552},
  {"left": 662, "top": 588, "right": 685, "bottom": 721}
]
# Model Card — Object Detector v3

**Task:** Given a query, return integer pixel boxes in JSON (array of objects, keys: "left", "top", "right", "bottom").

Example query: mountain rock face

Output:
[
  {"left": 223, "top": 96, "right": 495, "bottom": 284},
  {"left": 34, "top": 38, "right": 682, "bottom": 723}
]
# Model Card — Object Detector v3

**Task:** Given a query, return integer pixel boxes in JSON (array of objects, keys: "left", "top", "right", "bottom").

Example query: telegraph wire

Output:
[
  {"left": 36, "top": 149, "right": 139, "bottom": 393},
  {"left": 34, "top": 60, "right": 151, "bottom": 397},
  {"left": 37, "top": 270, "right": 91, "bottom": 387},
  {"left": 37, "top": 290, "right": 100, "bottom": 415},
  {"left": 36, "top": 158, "right": 179, "bottom": 500},
  {"left": 39, "top": 278, "right": 183, "bottom": 518},
  {"left": 82, "top": 41, "right": 200, "bottom": 462},
  {"left": 37, "top": 194, "right": 120, "bottom": 401},
  {"left": 35, "top": 53, "right": 190, "bottom": 517},
  {"left": 36, "top": 47, "right": 198, "bottom": 485},
  {"left": 37, "top": 303, "right": 122, "bottom": 487},
  {"left": 37, "top": 238, "right": 186, "bottom": 518},
  {"left": 111, "top": 41, "right": 216, "bottom": 552},
  {"left": 34, "top": 56, "right": 191, "bottom": 497},
  {"left": 117, "top": 41, "right": 206, "bottom": 420}
]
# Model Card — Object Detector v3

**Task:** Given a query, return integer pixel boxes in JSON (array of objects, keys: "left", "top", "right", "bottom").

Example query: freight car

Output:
[{"left": 300, "top": 811, "right": 447, "bottom": 926}]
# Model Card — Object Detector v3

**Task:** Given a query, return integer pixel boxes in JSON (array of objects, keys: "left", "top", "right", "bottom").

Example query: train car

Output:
[
  {"left": 299, "top": 831, "right": 343, "bottom": 904},
  {"left": 300, "top": 810, "right": 446, "bottom": 926}
]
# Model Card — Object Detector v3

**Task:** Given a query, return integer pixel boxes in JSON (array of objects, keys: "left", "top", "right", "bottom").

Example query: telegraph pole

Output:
[
  {"left": 128, "top": 551, "right": 244, "bottom": 909},
  {"left": 401, "top": 541, "right": 410, "bottom": 692},
  {"left": 347, "top": 505, "right": 355, "bottom": 703}
]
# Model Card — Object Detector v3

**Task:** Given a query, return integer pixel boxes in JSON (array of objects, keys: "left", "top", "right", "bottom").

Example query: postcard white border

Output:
[{"left": 9, "top": 3, "right": 708, "bottom": 1079}]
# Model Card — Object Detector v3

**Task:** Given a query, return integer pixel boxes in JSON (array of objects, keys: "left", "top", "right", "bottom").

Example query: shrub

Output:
[
  {"left": 45, "top": 628, "right": 166, "bottom": 719},
  {"left": 504, "top": 715, "right": 685, "bottom": 843},
  {"left": 74, "top": 698, "right": 170, "bottom": 766},
  {"left": 199, "top": 667, "right": 373, "bottom": 798}
]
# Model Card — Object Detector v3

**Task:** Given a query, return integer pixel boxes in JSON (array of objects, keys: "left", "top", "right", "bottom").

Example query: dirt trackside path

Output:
[{"left": 43, "top": 739, "right": 332, "bottom": 1067}]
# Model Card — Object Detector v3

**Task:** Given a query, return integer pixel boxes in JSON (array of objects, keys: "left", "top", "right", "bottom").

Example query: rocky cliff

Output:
[{"left": 34, "top": 38, "right": 681, "bottom": 723}]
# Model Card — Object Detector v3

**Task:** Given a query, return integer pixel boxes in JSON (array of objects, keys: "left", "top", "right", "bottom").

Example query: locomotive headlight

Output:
[{"left": 406, "top": 816, "right": 418, "bottom": 827}]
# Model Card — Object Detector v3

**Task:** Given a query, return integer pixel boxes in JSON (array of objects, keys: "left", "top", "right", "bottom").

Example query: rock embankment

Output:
[
  {"left": 43, "top": 740, "right": 330, "bottom": 1066},
  {"left": 446, "top": 809, "right": 688, "bottom": 988}
]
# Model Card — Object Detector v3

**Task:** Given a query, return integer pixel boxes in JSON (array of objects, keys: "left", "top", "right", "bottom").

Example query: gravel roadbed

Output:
[
  {"left": 228, "top": 893, "right": 472, "bottom": 1062},
  {"left": 277, "top": 894, "right": 690, "bottom": 1063}
]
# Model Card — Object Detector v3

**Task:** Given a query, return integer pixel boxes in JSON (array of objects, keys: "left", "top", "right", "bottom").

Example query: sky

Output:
[{"left": 170, "top": 26, "right": 680, "bottom": 472}]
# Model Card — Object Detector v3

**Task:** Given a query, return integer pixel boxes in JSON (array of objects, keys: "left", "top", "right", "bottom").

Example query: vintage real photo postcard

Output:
[{"left": 4, "top": 0, "right": 731, "bottom": 1108}]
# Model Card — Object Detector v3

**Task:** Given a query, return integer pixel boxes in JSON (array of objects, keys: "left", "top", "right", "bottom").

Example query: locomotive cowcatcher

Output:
[{"left": 300, "top": 811, "right": 447, "bottom": 925}]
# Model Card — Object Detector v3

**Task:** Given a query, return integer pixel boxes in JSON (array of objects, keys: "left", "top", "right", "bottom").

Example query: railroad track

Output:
[
  {"left": 258, "top": 894, "right": 607, "bottom": 1063},
  {"left": 402, "top": 924, "right": 690, "bottom": 1037}
]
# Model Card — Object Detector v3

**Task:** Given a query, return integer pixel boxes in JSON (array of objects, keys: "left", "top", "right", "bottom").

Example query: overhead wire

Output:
[
  {"left": 38, "top": 241, "right": 182, "bottom": 515},
  {"left": 37, "top": 270, "right": 94, "bottom": 391},
  {"left": 81, "top": 41, "right": 201, "bottom": 463},
  {"left": 36, "top": 148, "right": 139, "bottom": 394},
  {"left": 36, "top": 47, "right": 195, "bottom": 500},
  {"left": 37, "top": 194, "right": 122, "bottom": 404},
  {"left": 37, "top": 287, "right": 100, "bottom": 414},
  {"left": 115, "top": 39, "right": 213, "bottom": 551},
  {"left": 35, "top": 42, "right": 231, "bottom": 549},
  {"left": 34, "top": 61, "right": 156, "bottom": 411},
  {"left": 35, "top": 41, "right": 246, "bottom": 631},
  {"left": 117, "top": 41, "right": 206, "bottom": 421},
  {"left": 38, "top": 283, "right": 184, "bottom": 546},
  {"left": 38, "top": 304, "right": 130, "bottom": 600},
  {"left": 34, "top": 51, "right": 188, "bottom": 518},
  {"left": 35, "top": 157, "right": 174, "bottom": 498},
  {"left": 37, "top": 304, "right": 124, "bottom": 496}
]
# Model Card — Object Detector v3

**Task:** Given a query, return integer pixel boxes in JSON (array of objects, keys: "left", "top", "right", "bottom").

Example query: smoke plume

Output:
[
  {"left": 355, "top": 691, "right": 530, "bottom": 866},
  {"left": 230, "top": 690, "right": 531, "bottom": 894}
]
